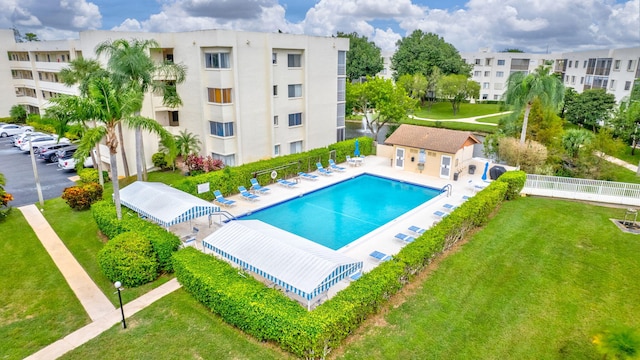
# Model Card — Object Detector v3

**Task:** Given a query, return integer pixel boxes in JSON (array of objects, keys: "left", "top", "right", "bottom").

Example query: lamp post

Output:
[{"left": 114, "top": 281, "right": 126, "bottom": 329}]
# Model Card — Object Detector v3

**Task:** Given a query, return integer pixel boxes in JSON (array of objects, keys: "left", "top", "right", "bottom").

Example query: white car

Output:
[
  {"left": 19, "top": 135, "right": 69, "bottom": 152},
  {"left": 13, "top": 131, "right": 46, "bottom": 147},
  {"left": 0, "top": 124, "right": 34, "bottom": 137},
  {"left": 58, "top": 152, "right": 93, "bottom": 170}
]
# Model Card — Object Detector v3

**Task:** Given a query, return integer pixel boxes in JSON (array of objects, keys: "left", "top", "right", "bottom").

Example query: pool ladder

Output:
[{"left": 441, "top": 184, "right": 452, "bottom": 197}]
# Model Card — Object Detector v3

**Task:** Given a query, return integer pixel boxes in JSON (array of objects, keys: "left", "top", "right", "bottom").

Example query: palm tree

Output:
[
  {"left": 78, "top": 74, "right": 175, "bottom": 219},
  {"left": 96, "top": 38, "right": 186, "bottom": 181},
  {"left": 9, "top": 105, "right": 27, "bottom": 123},
  {"left": 503, "top": 64, "right": 564, "bottom": 144},
  {"left": 593, "top": 325, "right": 640, "bottom": 359},
  {"left": 175, "top": 129, "right": 201, "bottom": 157}
]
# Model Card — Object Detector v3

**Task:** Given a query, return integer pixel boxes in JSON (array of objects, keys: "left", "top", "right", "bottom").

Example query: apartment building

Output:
[
  {"left": 462, "top": 47, "right": 640, "bottom": 103},
  {"left": 0, "top": 29, "right": 349, "bottom": 174}
]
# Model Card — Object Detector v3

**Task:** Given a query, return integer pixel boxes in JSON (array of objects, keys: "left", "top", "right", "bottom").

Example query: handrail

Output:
[
  {"left": 215, "top": 210, "right": 236, "bottom": 222},
  {"left": 441, "top": 184, "right": 452, "bottom": 197}
]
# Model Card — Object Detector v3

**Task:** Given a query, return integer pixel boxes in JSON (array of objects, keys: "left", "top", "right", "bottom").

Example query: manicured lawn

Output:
[
  {"left": 337, "top": 197, "right": 640, "bottom": 359},
  {"left": 611, "top": 145, "right": 640, "bottom": 167},
  {"left": 0, "top": 210, "right": 89, "bottom": 360},
  {"left": 474, "top": 113, "right": 507, "bottom": 124},
  {"left": 60, "top": 289, "right": 293, "bottom": 360},
  {"left": 402, "top": 117, "right": 497, "bottom": 134},
  {"left": 413, "top": 102, "right": 503, "bottom": 119}
]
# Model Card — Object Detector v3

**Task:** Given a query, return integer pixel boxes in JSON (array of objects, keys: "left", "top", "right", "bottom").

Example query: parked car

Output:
[
  {"left": 0, "top": 124, "right": 34, "bottom": 137},
  {"left": 54, "top": 144, "right": 79, "bottom": 158},
  {"left": 58, "top": 152, "right": 93, "bottom": 170},
  {"left": 13, "top": 131, "right": 46, "bottom": 147},
  {"left": 36, "top": 143, "right": 75, "bottom": 162},
  {"left": 19, "top": 135, "right": 69, "bottom": 152}
]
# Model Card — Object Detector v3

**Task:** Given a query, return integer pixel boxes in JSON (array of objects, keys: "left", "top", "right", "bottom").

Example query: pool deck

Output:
[{"left": 170, "top": 155, "right": 497, "bottom": 305}]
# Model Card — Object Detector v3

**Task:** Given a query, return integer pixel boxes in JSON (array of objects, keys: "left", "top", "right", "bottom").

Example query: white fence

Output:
[{"left": 523, "top": 174, "right": 640, "bottom": 207}]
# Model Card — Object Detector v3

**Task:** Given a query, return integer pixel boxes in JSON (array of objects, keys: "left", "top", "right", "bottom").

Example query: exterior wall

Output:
[
  {"left": 389, "top": 143, "right": 476, "bottom": 180},
  {"left": 0, "top": 29, "right": 349, "bottom": 175},
  {"left": 462, "top": 46, "right": 640, "bottom": 103}
]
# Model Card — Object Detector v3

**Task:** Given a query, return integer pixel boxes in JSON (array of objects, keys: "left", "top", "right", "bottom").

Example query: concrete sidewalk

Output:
[
  {"left": 598, "top": 152, "right": 639, "bottom": 173},
  {"left": 25, "top": 278, "right": 181, "bottom": 360},
  {"left": 19, "top": 204, "right": 115, "bottom": 321},
  {"left": 409, "top": 111, "right": 513, "bottom": 125}
]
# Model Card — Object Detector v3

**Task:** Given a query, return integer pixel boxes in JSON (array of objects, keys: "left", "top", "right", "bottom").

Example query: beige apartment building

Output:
[{"left": 0, "top": 29, "right": 349, "bottom": 174}]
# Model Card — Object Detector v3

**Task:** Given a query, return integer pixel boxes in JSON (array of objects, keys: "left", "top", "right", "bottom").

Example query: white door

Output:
[
  {"left": 440, "top": 155, "right": 451, "bottom": 178},
  {"left": 395, "top": 147, "right": 405, "bottom": 169}
]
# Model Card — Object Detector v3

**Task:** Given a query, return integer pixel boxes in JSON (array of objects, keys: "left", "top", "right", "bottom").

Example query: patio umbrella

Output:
[
  {"left": 481, "top": 161, "right": 489, "bottom": 181},
  {"left": 354, "top": 139, "right": 360, "bottom": 157}
]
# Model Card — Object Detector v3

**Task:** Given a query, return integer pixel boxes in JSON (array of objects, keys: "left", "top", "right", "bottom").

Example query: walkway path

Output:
[
  {"left": 409, "top": 111, "right": 513, "bottom": 125},
  {"left": 19, "top": 204, "right": 182, "bottom": 359},
  {"left": 597, "top": 151, "right": 639, "bottom": 173}
]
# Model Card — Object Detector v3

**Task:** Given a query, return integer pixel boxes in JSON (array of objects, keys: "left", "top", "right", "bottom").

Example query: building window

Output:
[
  {"left": 273, "top": 115, "right": 278, "bottom": 126},
  {"left": 583, "top": 60, "right": 587, "bottom": 68},
  {"left": 212, "top": 153, "right": 235, "bottom": 166},
  {"left": 205, "top": 53, "right": 230, "bottom": 69},
  {"left": 273, "top": 85, "right": 278, "bottom": 96},
  {"left": 337, "top": 77, "right": 346, "bottom": 101},
  {"left": 482, "top": 82, "right": 489, "bottom": 89},
  {"left": 169, "top": 111, "right": 179, "bottom": 126},
  {"left": 288, "top": 84, "right": 302, "bottom": 98},
  {"left": 288, "top": 54, "right": 301, "bottom": 68},
  {"left": 484, "top": 71, "right": 490, "bottom": 77},
  {"left": 209, "top": 121, "right": 234, "bottom": 137},
  {"left": 290, "top": 140, "right": 302, "bottom": 154},
  {"left": 580, "top": 77, "right": 584, "bottom": 84},
  {"left": 496, "top": 71, "right": 504, "bottom": 77},
  {"left": 614, "top": 60, "right": 621, "bottom": 70},
  {"left": 474, "top": 59, "right": 481, "bottom": 65},
  {"left": 628, "top": 60, "right": 635, "bottom": 71},
  {"left": 482, "top": 94, "right": 488, "bottom": 100},
  {"left": 274, "top": 144, "right": 280, "bottom": 156},
  {"left": 571, "top": 76, "right": 575, "bottom": 84},
  {"left": 493, "top": 95, "right": 499, "bottom": 100},
  {"left": 474, "top": 71, "right": 481, "bottom": 77},
  {"left": 272, "top": 52, "right": 277, "bottom": 64},
  {"left": 609, "top": 79, "right": 616, "bottom": 90},
  {"left": 485, "top": 59, "right": 491, "bottom": 66},
  {"left": 568, "top": 60, "right": 572, "bottom": 68},
  {"left": 497, "top": 59, "right": 505, "bottom": 66},
  {"left": 338, "top": 51, "right": 346, "bottom": 75},
  {"left": 207, "top": 88, "right": 232, "bottom": 103},
  {"left": 288, "top": 113, "right": 302, "bottom": 126},
  {"left": 625, "top": 81, "right": 632, "bottom": 91}
]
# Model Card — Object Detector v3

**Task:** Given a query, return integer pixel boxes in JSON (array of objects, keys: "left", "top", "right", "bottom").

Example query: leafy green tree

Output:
[
  {"left": 437, "top": 74, "right": 480, "bottom": 115},
  {"left": 397, "top": 74, "right": 427, "bottom": 106},
  {"left": 24, "top": 33, "right": 39, "bottom": 42},
  {"left": 503, "top": 64, "right": 564, "bottom": 144},
  {"left": 9, "top": 105, "right": 27, "bottom": 123},
  {"left": 560, "top": 87, "right": 579, "bottom": 118},
  {"left": 565, "top": 88, "right": 616, "bottom": 130},
  {"left": 525, "top": 98, "right": 565, "bottom": 147},
  {"left": 391, "top": 30, "right": 471, "bottom": 79},
  {"left": 562, "top": 128, "right": 594, "bottom": 159},
  {"left": 336, "top": 32, "right": 383, "bottom": 82},
  {"left": 350, "top": 77, "right": 416, "bottom": 141},
  {"left": 96, "top": 38, "right": 186, "bottom": 181}
]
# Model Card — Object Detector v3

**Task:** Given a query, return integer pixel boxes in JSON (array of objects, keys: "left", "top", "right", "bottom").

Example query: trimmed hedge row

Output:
[
  {"left": 174, "top": 137, "right": 374, "bottom": 200},
  {"left": 98, "top": 231, "right": 159, "bottom": 287},
  {"left": 92, "top": 200, "right": 181, "bottom": 273},
  {"left": 173, "top": 171, "right": 526, "bottom": 358}
]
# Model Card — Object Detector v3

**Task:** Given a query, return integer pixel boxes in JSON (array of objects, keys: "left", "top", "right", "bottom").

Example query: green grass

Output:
[
  {"left": 601, "top": 161, "right": 640, "bottom": 184},
  {"left": 611, "top": 145, "right": 640, "bottom": 167},
  {"left": 61, "top": 289, "right": 293, "bottom": 360},
  {"left": 402, "top": 117, "right": 497, "bottom": 134},
  {"left": 413, "top": 102, "right": 503, "bottom": 119},
  {"left": 474, "top": 113, "right": 506, "bottom": 124},
  {"left": 337, "top": 197, "right": 640, "bottom": 360},
  {"left": 0, "top": 210, "right": 89, "bottom": 359}
]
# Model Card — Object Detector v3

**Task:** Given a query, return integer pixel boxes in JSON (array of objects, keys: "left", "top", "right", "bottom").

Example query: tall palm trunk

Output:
[
  {"left": 95, "top": 144, "right": 104, "bottom": 186},
  {"left": 520, "top": 102, "right": 532, "bottom": 144},
  {"left": 135, "top": 127, "right": 144, "bottom": 181},
  {"left": 117, "top": 122, "right": 130, "bottom": 177},
  {"left": 110, "top": 150, "right": 122, "bottom": 219}
]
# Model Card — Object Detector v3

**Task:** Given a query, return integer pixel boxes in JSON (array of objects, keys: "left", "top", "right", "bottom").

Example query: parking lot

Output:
[{"left": 0, "top": 136, "right": 77, "bottom": 207}]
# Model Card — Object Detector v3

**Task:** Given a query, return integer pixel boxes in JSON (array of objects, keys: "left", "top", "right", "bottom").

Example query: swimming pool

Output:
[{"left": 239, "top": 174, "right": 442, "bottom": 250}]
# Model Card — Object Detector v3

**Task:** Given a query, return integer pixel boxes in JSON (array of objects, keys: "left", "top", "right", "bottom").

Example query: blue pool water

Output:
[{"left": 239, "top": 174, "right": 442, "bottom": 250}]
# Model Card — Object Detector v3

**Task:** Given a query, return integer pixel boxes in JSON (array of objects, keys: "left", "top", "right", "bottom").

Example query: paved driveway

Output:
[{"left": 0, "top": 136, "right": 76, "bottom": 207}]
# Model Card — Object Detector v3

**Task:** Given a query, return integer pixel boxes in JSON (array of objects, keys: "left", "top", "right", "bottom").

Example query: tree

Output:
[
  {"left": 349, "top": 77, "right": 416, "bottom": 142},
  {"left": 96, "top": 38, "right": 186, "bottom": 181},
  {"left": 24, "top": 33, "right": 39, "bottom": 42},
  {"left": 562, "top": 128, "right": 594, "bottom": 159},
  {"left": 336, "top": 32, "right": 383, "bottom": 82},
  {"left": 525, "top": 98, "right": 565, "bottom": 147},
  {"left": 9, "top": 105, "right": 27, "bottom": 123},
  {"left": 559, "top": 87, "right": 578, "bottom": 118},
  {"left": 175, "top": 129, "right": 201, "bottom": 157},
  {"left": 503, "top": 64, "right": 564, "bottom": 144},
  {"left": 77, "top": 74, "right": 175, "bottom": 219},
  {"left": 593, "top": 325, "right": 640, "bottom": 360},
  {"left": 498, "top": 137, "right": 548, "bottom": 173},
  {"left": 391, "top": 30, "right": 471, "bottom": 79},
  {"left": 397, "top": 74, "right": 427, "bottom": 106},
  {"left": 437, "top": 74, "right": 480, "bottom": 115},
  {"left": 565, "top": 89, "right": 616, "bottom": 130}
]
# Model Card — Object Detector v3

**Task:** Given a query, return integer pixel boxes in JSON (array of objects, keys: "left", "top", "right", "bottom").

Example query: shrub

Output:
[
  {"left": 496, "top": 170, "right": 526, "bottom": 200},
  {"left": 498, "top": 137, "right": 548, "bottom": 173},
  {"left": 77, "top": 168, "right": 109, "bottom": 184},
  {"left": 152, "top": 152, "right": 168, "bottom": 169},
  {"left": 98, "top": 231, "right": 159, "bottom": 287},
  {"left": 61, "top": 182, "right": 103, "bottom": 210}
]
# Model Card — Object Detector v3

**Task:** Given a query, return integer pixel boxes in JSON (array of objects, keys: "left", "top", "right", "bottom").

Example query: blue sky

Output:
[{"left": 2, "top": 0, "right": 638, "bottom": 53}]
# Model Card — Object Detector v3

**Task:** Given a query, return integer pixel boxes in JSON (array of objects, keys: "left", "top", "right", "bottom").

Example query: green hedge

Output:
[
  {"left": 174, "top": 137, "right": 374, "bottom": 200},
  {"left": 91, "top": 200, "right": 181, "bottom": 273},
  {"left": 173, "top": 171, "right": 525, "bottom": 358},
  {"left": 98, "top": 231, "right": 159, "bottom": 287}
]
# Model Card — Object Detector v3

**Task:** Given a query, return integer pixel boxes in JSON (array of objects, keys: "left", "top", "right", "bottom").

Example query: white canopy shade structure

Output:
[
  {"left": 119, "top": 181, "right": 220, "bottom": 228},
  {"left": 202, "top": 220, "right": 363, "bottom": 310}
]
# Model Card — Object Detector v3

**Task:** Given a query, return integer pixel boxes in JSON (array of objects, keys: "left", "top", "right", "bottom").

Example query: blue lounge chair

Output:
[
  {"left": 316, "top": 162, "right": 332, "bottom": 176},
  {"left": 238, "top": 186, "right": 260, "bottom": 201},
  {"left": 434, "top": 210, "right": 448, "bottom": 218},
  {"left": 298, "top": 171, "right": 318, "bottom": 181},
  {"left": 250, "top": 178, "right": 271, "bottom": 194},
  {"left": 408, "top": 225, "right": 426, "bottom": 235},
  {"left": 369, "top": 250, "right": 391, "bottom": 262},
  {"left": 277, "top": 179, "right": 297, "bottom": 188},
  {"left": 328, "top": 159, "right": 346, "bottom": 172},
  {"left": 462, "top": 195, "right": 470, "bottom": 201},
  {"left": 394, "top": 233, "right": 415, "bottom": 243},
  {"left": 213, "top": 190, "right": 236, "bottom": 207},
  {"left": 349, "top": 271, "right": 362, "bottom": 281},
  {"left": 443, "top": 203, "right": 457, "bottom": 211}
]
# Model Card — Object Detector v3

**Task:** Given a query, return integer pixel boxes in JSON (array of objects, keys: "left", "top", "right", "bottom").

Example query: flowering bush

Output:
[
  {"left": 185, "top": 154, "right": 224, "bottom": 175},
  {"left": 61, "top": 182, "right": 103, "bottom": 210},
  {"left": 0, "top": 173, "right": 12, "bottom": 221}
]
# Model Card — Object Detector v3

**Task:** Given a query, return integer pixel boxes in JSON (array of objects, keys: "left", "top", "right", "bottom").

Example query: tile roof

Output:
[{"left": 384, "top": 124, "right": 480, "bottom": 154}]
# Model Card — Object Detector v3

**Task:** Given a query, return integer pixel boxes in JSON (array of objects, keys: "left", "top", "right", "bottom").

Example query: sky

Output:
[{"left": 1, "top": 0, "right": 639, "bottom": 54}]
